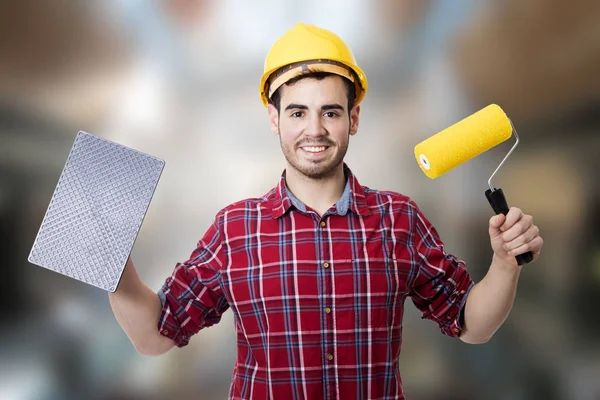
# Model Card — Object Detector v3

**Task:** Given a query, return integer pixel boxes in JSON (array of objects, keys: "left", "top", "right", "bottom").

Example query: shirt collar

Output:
[{"left": 271, "top": 163, "right": 371, "bottom": 219}]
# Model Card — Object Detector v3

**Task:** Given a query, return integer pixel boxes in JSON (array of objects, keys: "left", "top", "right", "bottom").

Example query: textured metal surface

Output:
[{"left": 28, "top": 131, "right": 164, "bottom": 292}]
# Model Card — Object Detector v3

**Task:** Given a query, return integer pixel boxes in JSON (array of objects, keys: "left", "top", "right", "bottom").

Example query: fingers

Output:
[
  {"left": 503, "top": 224, "right": 540, "bottom": 254},
  {"left": 501, "top": 209, "right": 533, "bottom": 242},
  {"left": 506, "top": 235, "right": 544, "bottom": 258},
  {"left": 500, "top": 207, "right": 524, "bottom": 232}
]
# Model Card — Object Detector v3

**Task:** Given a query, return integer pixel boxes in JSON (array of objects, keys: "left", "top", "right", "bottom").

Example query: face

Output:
[{"left": 268, "top": 76, "right": 360, "bottom": 180}]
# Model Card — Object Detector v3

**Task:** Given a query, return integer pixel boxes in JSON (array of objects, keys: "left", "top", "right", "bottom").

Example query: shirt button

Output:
[
  {"left": 162, "top": 329, "right": 169, "bottom": 336},
  {"left": 453, "top": 327, "right": 460, "bottom": 334},
  {"left": 327, "top": 354, "right": 333, "bottom": 361},
  {"left": 320, "top": 221, "right": 326, "bottom": 227},
  {"left": 325, "top": 307, "right": 331, "bottom": 314},
  {"left": 323, "top": 262, "right": 329, "bottom": 269}
]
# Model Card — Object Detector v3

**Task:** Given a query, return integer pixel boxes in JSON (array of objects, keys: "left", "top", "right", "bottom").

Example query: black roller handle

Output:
[{"left": 485, "top": 188, "right": 534, "bottom": 266}]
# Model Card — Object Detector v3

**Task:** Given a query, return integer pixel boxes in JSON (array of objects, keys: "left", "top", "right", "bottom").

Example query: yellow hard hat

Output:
[{"left": 259, "top": 23, "right": 368, "bottom": 107}]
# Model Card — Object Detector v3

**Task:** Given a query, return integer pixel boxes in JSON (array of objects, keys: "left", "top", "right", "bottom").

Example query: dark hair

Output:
[{"left": 269, "top": 71, "right": 357, "bottom": 114}]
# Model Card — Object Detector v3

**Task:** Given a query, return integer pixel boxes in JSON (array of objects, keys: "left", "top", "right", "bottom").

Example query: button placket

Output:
[{"left": 319, "top": 216, "right": 335, "bottom": 377}]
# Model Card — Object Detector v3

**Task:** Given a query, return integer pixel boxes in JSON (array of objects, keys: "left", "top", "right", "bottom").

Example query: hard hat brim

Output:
[{"left": 260, "top": 59, "right": 367, "bottom": 107}]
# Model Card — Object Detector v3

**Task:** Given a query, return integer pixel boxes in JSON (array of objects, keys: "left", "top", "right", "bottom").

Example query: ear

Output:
[
  {"left": 267, "top": 104, "right": 279, "bottom": 135},
  {"left": 349, "top": 104, "right": 360, "bottom": 136}
]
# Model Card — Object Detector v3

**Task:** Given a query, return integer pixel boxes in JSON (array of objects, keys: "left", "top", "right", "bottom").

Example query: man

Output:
[{"left": 109, "top": 23, "right": 544, "bottom": 399}]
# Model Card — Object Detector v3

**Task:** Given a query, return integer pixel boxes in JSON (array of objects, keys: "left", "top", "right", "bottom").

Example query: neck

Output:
[{"left": 285, "top": 163, "right": 346, "bottom": 216}]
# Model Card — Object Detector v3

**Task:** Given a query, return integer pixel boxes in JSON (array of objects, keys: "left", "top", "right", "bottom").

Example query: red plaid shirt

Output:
[{"left": 157, "top": 164, "right": 474, "bottom": 400}]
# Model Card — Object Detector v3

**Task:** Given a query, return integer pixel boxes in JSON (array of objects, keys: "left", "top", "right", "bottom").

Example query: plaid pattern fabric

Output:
[{"left": 157, "top": 164, "right": 474, "bottom": 400}]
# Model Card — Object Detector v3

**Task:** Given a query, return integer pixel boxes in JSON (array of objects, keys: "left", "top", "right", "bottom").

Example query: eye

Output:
[
  {"left": 290, "top": 111, "right": 304, "bottom": 118},
  {"left": 324, "top": 111, "right": 339, "bottom": 118}
]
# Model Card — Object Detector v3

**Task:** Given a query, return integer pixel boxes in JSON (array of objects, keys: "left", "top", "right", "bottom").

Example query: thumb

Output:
[{"left": 489, "top": 214, "right": 506, "bottom": 237}]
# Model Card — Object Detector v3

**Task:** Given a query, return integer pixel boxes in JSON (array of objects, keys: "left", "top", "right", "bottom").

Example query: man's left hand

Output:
[{"left": 488, "top": 207, "right": 544, "bottom": 266}]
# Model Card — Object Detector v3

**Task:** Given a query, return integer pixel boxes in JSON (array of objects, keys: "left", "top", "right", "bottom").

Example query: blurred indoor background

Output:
[{"left": 1, "top": 0, "right": 599, "bottom": 399}]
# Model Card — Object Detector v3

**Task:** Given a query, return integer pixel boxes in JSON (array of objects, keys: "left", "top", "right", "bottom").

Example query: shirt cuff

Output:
[
  {"left": 157, "top": 287, "right": 166, "bottom": 307},
  {"left": 156, "top": 287, "right": 191, "bottom": 347},
  {"left": 445, "top": 281, "right": 475, "bottom": 338}
]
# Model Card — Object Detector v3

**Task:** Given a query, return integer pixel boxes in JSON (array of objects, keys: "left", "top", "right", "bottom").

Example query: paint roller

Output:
[{"left": 414, "top": 104, "right": 534, "bottom": 266}]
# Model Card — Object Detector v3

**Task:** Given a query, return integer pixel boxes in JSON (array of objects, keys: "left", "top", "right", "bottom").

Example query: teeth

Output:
[{"left": 303, "top": 146, "right": 327, "bottom": 153}]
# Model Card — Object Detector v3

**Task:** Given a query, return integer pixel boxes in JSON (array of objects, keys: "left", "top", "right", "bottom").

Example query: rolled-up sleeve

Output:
[
  {"left": 407, "top": 202, "right": 474, "bottom": 338},
  {"left": 157, "top": 214, "right": 229, "bottom": 347}
]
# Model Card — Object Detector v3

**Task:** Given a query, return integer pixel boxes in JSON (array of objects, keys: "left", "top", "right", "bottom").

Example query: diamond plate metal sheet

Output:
[{"left": 28, "top": 131, "right": 165, "bottom": 292}]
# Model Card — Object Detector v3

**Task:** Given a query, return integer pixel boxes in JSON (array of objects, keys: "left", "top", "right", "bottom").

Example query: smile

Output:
[{"left": 301, "top": 146, "right": 328, "bottom": 153}]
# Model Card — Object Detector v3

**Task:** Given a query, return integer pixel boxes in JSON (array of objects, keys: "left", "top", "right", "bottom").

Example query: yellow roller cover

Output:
[{"left": 414, "top": 104, "right": 512, "bottom": 179}]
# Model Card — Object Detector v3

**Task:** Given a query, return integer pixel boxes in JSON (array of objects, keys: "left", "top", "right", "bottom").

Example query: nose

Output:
[{"left": 304, "top": 112, "right": 327, "bottom": 138}]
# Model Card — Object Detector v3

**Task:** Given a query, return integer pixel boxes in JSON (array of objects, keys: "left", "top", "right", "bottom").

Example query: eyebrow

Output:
[
  {"left": 284, "top": 103, "right": 345, "bottom": 111},
  {"left": 321, "top": 104, "right": 344, "bottom": 111},
  {"left": 284, "top": 103, "right": 308, "bottom": 111}
]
